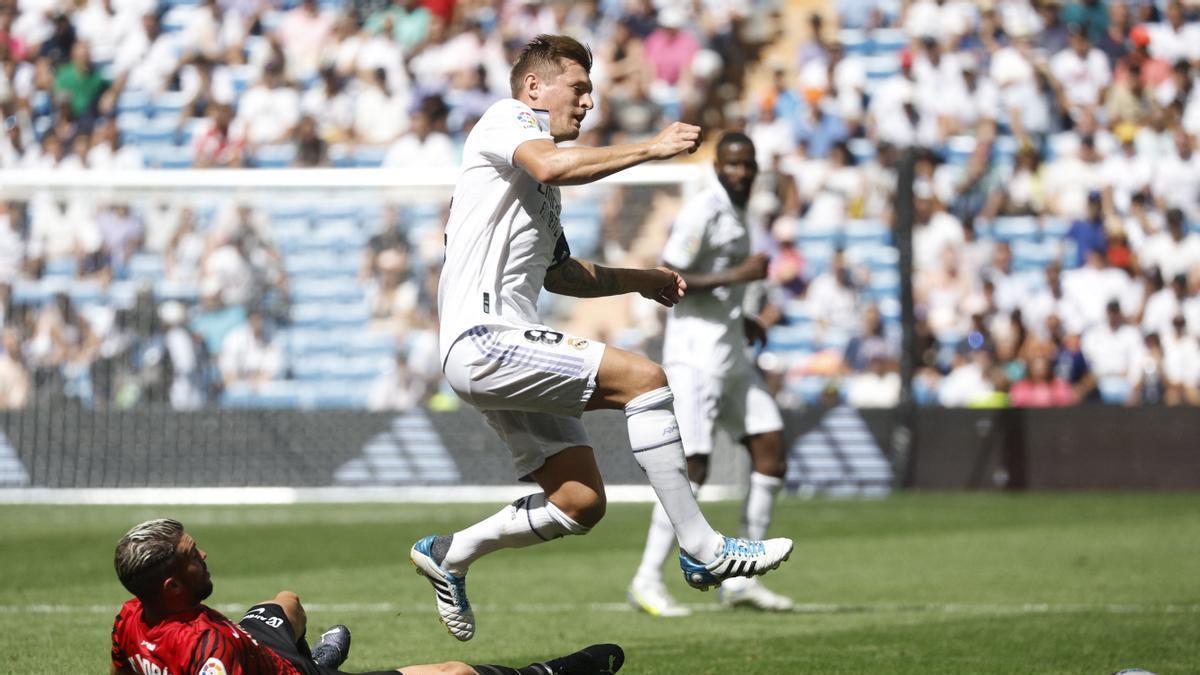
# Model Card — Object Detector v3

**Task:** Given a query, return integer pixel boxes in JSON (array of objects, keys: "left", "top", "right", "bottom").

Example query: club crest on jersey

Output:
[
  {"left": 567, "top": 337, "right": 589, "bottom": 350},
  {"left": 516, "top": 111, "right": 538, "bottom": 130},
  {"left": 199, "top": 657, "right": 227, "bottom": 675}
]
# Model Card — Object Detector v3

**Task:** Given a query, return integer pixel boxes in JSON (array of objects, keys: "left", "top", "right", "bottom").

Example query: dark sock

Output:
[{"left": 469, "top": 666, "right": 522, "bottom": 675}]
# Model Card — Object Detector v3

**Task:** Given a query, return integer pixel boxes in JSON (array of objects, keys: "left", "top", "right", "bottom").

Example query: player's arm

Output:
[
  {"left": 513, "top": 122, "right": 701, "bottom": 186},
  {"left": 544, "top": 257, "right": 686, "bottom": 307},
  {"left": 111, "top": 662, "right": 136, "bottom": 675},
  {"left": 665, "top": 253, "right": 770, "bottom": 292}
]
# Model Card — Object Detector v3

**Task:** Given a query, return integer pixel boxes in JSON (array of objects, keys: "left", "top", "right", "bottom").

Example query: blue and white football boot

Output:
[
  {"left": 410, "top": 535, "right": 475, "bottom": 641},
  {"left": 678, "top": 536, "right": 794, "bottom": 591}
]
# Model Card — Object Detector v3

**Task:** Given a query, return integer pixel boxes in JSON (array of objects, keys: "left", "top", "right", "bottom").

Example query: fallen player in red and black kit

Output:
[{"left": 110, "top": 519, "right": 624, "bottom": 675}]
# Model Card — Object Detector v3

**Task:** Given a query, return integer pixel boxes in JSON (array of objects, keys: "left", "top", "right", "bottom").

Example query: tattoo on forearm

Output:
[{"left": 545, "top": 259, "right": 620, "bottom": 298}]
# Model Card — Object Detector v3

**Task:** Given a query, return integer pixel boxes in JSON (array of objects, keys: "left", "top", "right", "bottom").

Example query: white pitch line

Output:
[{"left": 3, "top": 602, "right": 1198, "bottom": 616}]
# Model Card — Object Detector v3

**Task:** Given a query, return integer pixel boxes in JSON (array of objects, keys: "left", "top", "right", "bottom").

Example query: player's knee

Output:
[
  {"left": 629, "top": 359, "right": 669, "bottom": 397},
  {"left": 436, "top": 661, "right": 475, "bottom": 675},
  {"left": 554, "top": 483, "right": 606, "bottom": 528},
  {"left": 272, "top": 590, "right": 306, "bottom": 634}
]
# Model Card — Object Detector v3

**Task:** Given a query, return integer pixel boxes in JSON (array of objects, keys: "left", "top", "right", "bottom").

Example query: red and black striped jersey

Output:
[{"left": 111, "top": 598, "right": 302, "bottom": 675}]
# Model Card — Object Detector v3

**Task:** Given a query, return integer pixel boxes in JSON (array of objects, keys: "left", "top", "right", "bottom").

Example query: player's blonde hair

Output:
[
  {"left": 114, "top": 518, "right": 184, "bottom": 599},
  {"left": 510, "top": 34, "right": 593, "bottom": 97}
]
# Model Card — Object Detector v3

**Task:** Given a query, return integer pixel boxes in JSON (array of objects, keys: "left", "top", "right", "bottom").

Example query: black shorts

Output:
[
  {"left": 238, "top": 604, "right": 400, "bottom": 675},
  {"left": 238, "top": 603, "right": 339, "bottom": 675}
]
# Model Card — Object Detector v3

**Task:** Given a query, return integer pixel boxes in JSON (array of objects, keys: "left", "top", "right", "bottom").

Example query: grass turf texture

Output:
[{"left": 2, "top": 493, "right": 1198, "bottom": 674}]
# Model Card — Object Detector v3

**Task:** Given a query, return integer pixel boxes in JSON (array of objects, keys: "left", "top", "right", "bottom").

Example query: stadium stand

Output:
[{"left": 1, "top": 0, "right": 1199, "bottom": 415}]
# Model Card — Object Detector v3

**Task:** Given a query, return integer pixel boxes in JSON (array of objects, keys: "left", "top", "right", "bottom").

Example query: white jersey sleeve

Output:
[
  {"left": 662, "top": 196, "right": 715, "bottom": 270},
  {"left": 474, "top": 100, "right": 553, "bottom": 167}
]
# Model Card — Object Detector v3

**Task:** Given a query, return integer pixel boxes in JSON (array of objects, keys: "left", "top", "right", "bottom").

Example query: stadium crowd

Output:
[{"left": 0, "top": 0, "right": 1199, "bottom": 410}]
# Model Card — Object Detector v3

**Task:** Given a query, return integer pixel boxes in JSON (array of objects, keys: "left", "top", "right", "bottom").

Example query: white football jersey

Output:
[
  {"left": 661, "top": 180, "right": 752, "bottom": 372},
  {"left": 438, "top": 98, "right": 571, "bottom": 364}
]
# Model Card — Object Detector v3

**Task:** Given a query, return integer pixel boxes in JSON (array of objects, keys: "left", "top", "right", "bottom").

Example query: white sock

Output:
[
  {"left": 626, "top": 387, "right": 722, "bottom": 561},
  {"left": 634, "top": 481, "right": 700, "bottom": 584},
  {"left": 740, "top": 472, "right": 784, "bottom": 540},
  {"left": 442, "top": 493, "right": 588, "bottom": 575}
]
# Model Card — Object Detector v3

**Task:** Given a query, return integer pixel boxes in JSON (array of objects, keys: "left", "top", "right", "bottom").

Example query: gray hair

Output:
[{"left": 114, "top": 519, "right": 184, "bottom": 599}]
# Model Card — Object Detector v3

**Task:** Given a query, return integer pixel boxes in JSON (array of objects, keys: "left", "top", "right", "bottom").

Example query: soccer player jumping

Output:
[
  {"left": 412, "top": 34, "right": 793, "bottom": 641},
  {"left": 627, "top": 133, "right": 795, "bottom": 617}
]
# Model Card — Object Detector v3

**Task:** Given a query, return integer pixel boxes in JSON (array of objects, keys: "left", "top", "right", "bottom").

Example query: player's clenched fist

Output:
[
  {"left": 640, "top": 266, "right": 687, "bottom": 307},
  {"left": 650, "top": 122, "right": 703, "bottom": 159}
]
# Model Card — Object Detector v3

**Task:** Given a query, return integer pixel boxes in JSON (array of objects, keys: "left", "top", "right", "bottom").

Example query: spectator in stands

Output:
[
  {"left": 1066, "top": 191, "right": 1109, "bottom": 267},
  {"left": 939, "top": 347, "right": 994, "bottom": 407},
  {"left": 54, "top": 41, "right": 109, "bottom": 123},
  {"left": 113, "top": 11, "right": 179, "bottom": 94},
  {"left": 643, "top": 7, "right": 698, "bottom": 88},
  {"left": 95, "top": 203, "right": 145, "bottom": 271},
  {"left": 159, "top": 300, "right": 209, "bottom": 410},
  {"left": 194, "top": 103, "right": 245, "bottom": 168},
  {"left": 845, "top": 353, "right": 900, "bottom": 408},
  {"left": 352, "top": 67, "right": 407, "bottom": 145},
  {"left": 277, "top": 0, "right": 334, "bottom": 82},
  {"left": 1163, "top": 314, "right": 1200, "bottom": 405},
  {"left": 1130, "top": 332, "right": 1168, "bottom": 405},
  {"left": 365, "top": 0, "right": 432, "bottom": 53},
  {"left": 767, "top": 217, "right": 806, "bottom": 297},
  {"left": 367, "top": 350, "right": 422, "bottom": 411},
  {"left": 292, "top": 115, "right": 327, "bottom": 167},
  {"left": 0, "top": 201, "right": 24, "bottom": 282},
  {"left": 86, "top": 119, "right": 145, "bottom": 170},
  {"left": 1050, "top": 23, "right": 1112, "bottom": 117},
  {"left": 26, "top": 292, "right": 97, "bottom": 392},
  {"left": 842, "top": 304, "right": 896, "bottom": 373},
  {"left": 1010, "top": 353, "right": 1074, "bottom": 408},
  {"left": 382, "top": 107, "right": 454, "bottom": 168},
  {"left": 1082, "top": 300, "right": 1145, "bottom": 404},
  {"left": 190, "top": 280, "right": 246, "bottom": 356},
  {"left": 1153, "top": 131, "right": 1200, "bottom": 222},
  {"left": 0, "top": 326, "right": 29, "bottom": 408},
  {"left": 1142, "top": 273, "right": 1185, "bottom": 337},
  {"left": 219, "top": 307, "right": 281, "bottom": 390},
  {"left": 806, "top": 248, "right": 860, "bottom": 337},
  {"left": 164, "top": 208, "right": 206, "bottom": 283},
  {"left": 233, "top": 61, "right": 300, "bottom": 147},
  {"left": 301, "top": 66, "right": 354, "bottom": 144},
  {"left": 366, "top": 246, "right": 420, "bottom": 335},
  {"left": 1142, "top": 208, "right": 1200, "bottom": 282}
]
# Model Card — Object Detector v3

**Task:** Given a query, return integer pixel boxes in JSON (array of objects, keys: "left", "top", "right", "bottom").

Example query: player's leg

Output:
[
  {"left": 440, "top": 444, "right": 602, "bottom": 574},
  {"left": 586, "top": 346, "right": 722, "bottom": 560},
  {"left": 717, "top": 380, "right": 794, "bottom": 611},
  {"left": 628, "top": 365, "right": 713, "bottom": 616},
  {"left": 589, "top": 346, "right": 793, "bottom": 589},
  {"left": 239, "top": 592, "right": 353, "bottom": 672},
  {"left": 411, "top": 410, "right": 596, "bottom": 641}
]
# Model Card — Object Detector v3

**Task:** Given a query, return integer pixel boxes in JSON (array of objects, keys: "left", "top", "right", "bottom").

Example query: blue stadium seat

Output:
[
  {"left": 127, "top": 253, "right": 165, "bottom": 281},
  {"left": 291, "top": 354, "right": 342, "bottom": 380},
  {"left": 290, "top": 302, "right": 369, "bottom": 328},
  {"left": 314, "top": 203, "right": 362, "bottom": 222},
  {"left": 152, "top": 90, "right": 191, "bottom": 119},
  {"left": 284, "top": 249, "right": 357, "bottom": 276},
  {"left": 329, "top": 144, "right": 355, "bottom": 168},
  {"left": 161, "top": 6, "right": 189, "bottom": 32},
  {"left": 838, "top": 28, "right": 869, "bottom": 55},
  {"left": 353, "top": 146, "right": 388, "bottom": 168},
  {"left": 992, "top": 135, "right": 1019, "bottom": 166},
  {"left": 106, "top": 280, "right": 140, "bottom": 308},
  {"left": 138, "top": 144, "right": 192, "bottom": 169},
  {"left": 222, "top": 383, "right": 301, "bottom": 408},
  {"left": 1042, "top": 217, "right": 1070, "bottom": 239},
  {"left": 944, "top": 135, "right": 976, "bottom": 165},
  {"left": 1012, "top": 240, "right": 1057, "bottom": 272},
  {"left": 847, "top": 137, "right": 876, "bottom": 164},
  {"left": 342, "top": 330, "right": 397, "bottom": 358},
  {"left": 116, "top": 90, "right": 151, "bottom": 116},
  {"left": 136, "top": 118, "right": 179, "bottom": 146},
  {"left": 769, "top": 324, "right": 816, "bottom": 352},
  {"left": 42, "top": 257, "right": 76, "bottom": 279},
  {"left": 154, "top": 280, "right": 200, "bottom": 303},
  {"left": 286, "top": 328, "right": 345, "bottom": 355},
  {"left": 31, "top": 90, "right": 52, "bottom": 116},
  {"left": 253, "top": 144, "right": 296, "bottom": 168},
  {"left": 990, "top": 216, "right": 1040, "bottom": 243},
  {"left": 68, "top": 281, "right": 105, "bottom": 305},
  {"left": 844, "top": 220, "right": 891, "bottom": 246},
  {"left": 864, "top": 54, "right": 900, "bottom": 82},
  {"left": 271, "top": 217, "right": 312, "bottom": 243},
  {"left": 291, "top": 277, "right": 362, "bottom": 303},
  {"left": 268, "top": 204, "right": 314, "bottom": 221},
  {"left": 12, "top": 280, "right": 53, "bottom": 306},
  {"left": 871, "top": 28, "right": 908, "bottom": 53}
]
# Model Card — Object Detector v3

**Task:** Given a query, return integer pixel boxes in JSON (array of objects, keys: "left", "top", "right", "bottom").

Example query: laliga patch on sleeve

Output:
[
  {"left": 516, "top": 110, "right": 538, "bottom": 130},
  {"left": 200, "top": 657, "right": 228, "bottom": 675}
]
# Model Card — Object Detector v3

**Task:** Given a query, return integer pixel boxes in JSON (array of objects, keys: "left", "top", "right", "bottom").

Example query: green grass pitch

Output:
[{"left": 2, "top": 493, "right": 1198, "bottom": 674}]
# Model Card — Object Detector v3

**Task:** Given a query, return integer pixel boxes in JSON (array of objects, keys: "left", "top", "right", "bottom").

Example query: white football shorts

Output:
[
  {"left": 665, "top": 362, "right": 784, "bottom": 457},
  {"left": 443, "top": 324, "right": 607, "bottom": 478}
]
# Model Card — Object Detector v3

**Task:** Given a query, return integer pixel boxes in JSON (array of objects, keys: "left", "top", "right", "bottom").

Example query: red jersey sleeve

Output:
[{"left": 111, "top": 609, "right": 128, "bottom": 670}]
